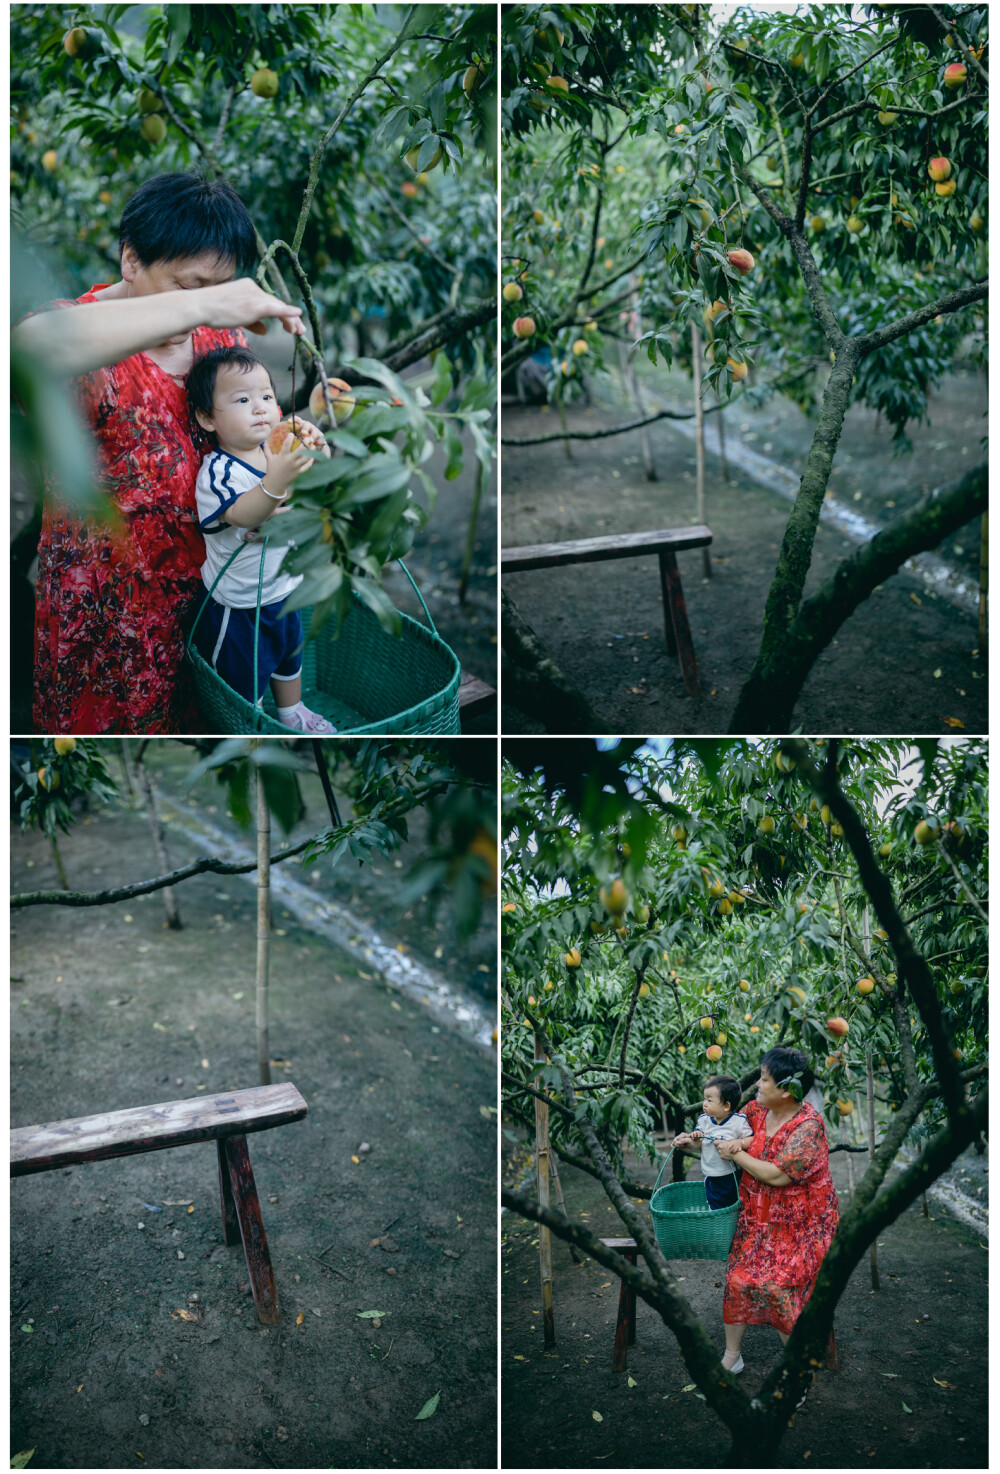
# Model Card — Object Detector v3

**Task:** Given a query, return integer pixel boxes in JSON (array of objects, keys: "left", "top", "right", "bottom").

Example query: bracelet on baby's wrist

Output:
[{"left": 260, "top": 485, "right": 289, "bottom": 502}]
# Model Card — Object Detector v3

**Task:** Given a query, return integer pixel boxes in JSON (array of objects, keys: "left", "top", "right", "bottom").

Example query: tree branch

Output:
[{"left": 856, "top": 281, "right": 988, "bottom": 358}]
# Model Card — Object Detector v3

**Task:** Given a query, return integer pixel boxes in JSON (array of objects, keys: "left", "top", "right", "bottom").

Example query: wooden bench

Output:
[
  {"left": 501, "top": 525, "right": 712, "bottom": 696},
  {"left": 599, "top": 1235, "right": 839, "bottom": 1373},
  {"left": 459, "top": 670, "right": 497, "bottom": 725},
  {"left": 11, "top": 1082, "right": 307, "bottom": 1325}
]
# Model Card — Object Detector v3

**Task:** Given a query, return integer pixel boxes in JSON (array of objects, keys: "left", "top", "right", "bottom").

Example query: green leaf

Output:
[
  {"left": 164, "top": 3, "right": 190, "bottom": 65},
  {"left": 20, "top": 1325, "right": 34, "bottom": 1334},
  {"left": 350, "top": 576, "right": 402, "bottom": 636},
  {"left": 11, "top": 1451, "right": 36, "bottom": 1468},
  {"left": 592, "top": 1410, "right": 603, "bottom": 1422},
  {"left": 444, "top": 426, "right": 464, "bottom": 480},
  {"left": 280, "top": 561, "right": 344, "bottom": 615},
  {"left": 431, "top": 351, "right": 453, "bottom": 406},
  {"left": 415, "top": 1391, "right": 441, "bottom": 1421},
  {"left": 902, "top": 1401, "right": 913, "bottom": 1414},
  {"left": 327, "top": 428, "right": 368, "bottom": 458},
  {"left": 356, "top": 1310, "right": 388, "bottom": 1319}
]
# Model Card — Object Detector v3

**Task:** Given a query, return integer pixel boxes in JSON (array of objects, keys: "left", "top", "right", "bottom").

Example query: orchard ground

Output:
[
  {"left": 501, "top": 1136, "right": 987, "bottom": 1469},
  {"left": 501, "top": 357, "right": 986, "bottom": 734},
  {"left": 10, "top": 748, "right": 497, "bottom": 1469}
]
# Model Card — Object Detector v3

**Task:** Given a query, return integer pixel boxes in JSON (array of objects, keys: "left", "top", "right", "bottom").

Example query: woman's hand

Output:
[
  {"left": 197, "top": 279, "right": 306, "bottom": 338},
  {"left": 716, "top": 1139, "right": 743, "bottom": 1160}
]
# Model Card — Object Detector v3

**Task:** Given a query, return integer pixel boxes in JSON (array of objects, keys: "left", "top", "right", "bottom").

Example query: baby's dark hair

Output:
[
  {"left": 186, "top": 346, "right": 277, "bottom": 431},
  {"left": 761, "top": 1046, "right": 815, "bottom": 1096},
  {"left": 704, "top": 1075, "right": 743, "bottom": 1114}
]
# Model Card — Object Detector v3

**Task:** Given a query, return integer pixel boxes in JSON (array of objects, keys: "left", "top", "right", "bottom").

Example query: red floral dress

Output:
[
  {"left": 723, "top": 1100, "right": 838, "bottom": 1334},
  {"left": 31, "top": 283, "right": 247, "bottom": 733}
]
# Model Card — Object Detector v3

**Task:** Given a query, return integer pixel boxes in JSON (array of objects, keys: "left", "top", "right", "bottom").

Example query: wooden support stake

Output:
[
  {"left": 534, "top": 1031, "right": 555, "bottom": 1348},
  {"left": 134, "top": 752, "right": 182, "bottom": 930},
  {"left": 224, "top": 1133, "right": 280, "bottom": 1323},
  {"left": 691, "top": 323, "right": 711, "bottom": 578},
  {"left": 548, "top": 1151, "right": 582, "bottom": 1264},
  {"left": 612, "top": 1245, "right": 638, "bottom": 1371},
  {"left": 256, "top": 749, "right": 272, "bottom": 1087},
  {"left": 825, "top": 1329, "right": 839, "bottom": 1371},
  {"left": 658, "top": 551, "right": 701, "bottom": 695},
  {"left": 978, "top": 511, "right": 988, "bottom": 653},
  {"left": 866, "top": 1051, "right": 880, "bottom": 1290}
]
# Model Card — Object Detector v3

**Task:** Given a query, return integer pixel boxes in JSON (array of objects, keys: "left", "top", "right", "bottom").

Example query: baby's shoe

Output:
[{"left": 276, "top": 702, "right": 337, "bottom": 734}]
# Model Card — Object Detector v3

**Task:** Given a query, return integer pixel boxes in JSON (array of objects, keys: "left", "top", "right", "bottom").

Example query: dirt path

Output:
[
  {"left": 500, "top": 1142, "right": 987, "bottom": 1469},
  {"left": 11, "top": 760, "right": 497, "bottom": 1469},
  {"left": 500, "top": 363, "right": 986, "bottom": 735}
]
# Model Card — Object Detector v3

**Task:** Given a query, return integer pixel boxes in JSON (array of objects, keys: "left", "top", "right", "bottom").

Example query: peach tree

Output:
[
  {"left": 12, "top": 3, "right": 497, "bottom": 631},
  {"left": 499, "top": 4, "right": 987, "bottom": 730},
  {"left": 501, "top": 736, "right": 987, "bottom": 1464}
]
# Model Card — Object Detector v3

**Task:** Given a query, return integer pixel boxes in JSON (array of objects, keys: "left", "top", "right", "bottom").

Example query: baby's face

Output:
[
  {"left": 703, "top": 1086, "right": 731, "bottom": 1121},
  {"left": 201, "top": 365, "right": 280, "bottom": 452}
]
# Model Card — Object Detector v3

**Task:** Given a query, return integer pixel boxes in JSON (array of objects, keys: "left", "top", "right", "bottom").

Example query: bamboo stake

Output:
[
  {"left": 978, "top": 511, "right": 988, "bottom": 653},
  {"left": 547, "top": 1151, "right": 583, "bottom": 1264},
  {"left": 49, "top": 835, "right": 69, "bottom": 891},
  {"left": 918, "top": 1139, "right": 929, "bottom": 1216},
  {"left": 534, "top": 1031, "right": 555, "bottom": 1347},
  {"left": 256, "top": 746, "right": 272, "bottom": 1087},
  {"left": 624, "top": 291, "right": 656, "bottom": 480},
  {"left": 715, "top": 385, "right": 729, "bottom": 481},
  {"left": 866, "top": 1050, "right": 880, "bottom": 1290},
  {"left": 459, "top": 455, "right": 487, "bottom": 604},
  {"left": 690, "top": 323, "right": 711, "bottom": 577},
  {"left": 118, "top": 740, "right": 136, "bottom": 799},
  {"left": 133, "top": 750, "right": 181, "bottom": 930},
  {"left": 840, "top": 1114, "right": 856, "bottom": 1196},
  {"left": 555, "top": 388, "right": 573, "bottom": 459}
]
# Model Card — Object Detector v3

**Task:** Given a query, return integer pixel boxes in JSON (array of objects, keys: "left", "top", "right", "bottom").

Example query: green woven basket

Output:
[
  {"left": 649, "top": 1154, "right": 740, "bottom": 1261},
  {"left": 186, "top": 549, "right": 460, "bottom": 736}
]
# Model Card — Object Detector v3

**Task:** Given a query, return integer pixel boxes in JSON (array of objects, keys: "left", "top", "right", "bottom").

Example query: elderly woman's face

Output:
[
  {"left": 757, "top": 1066, "right": 790, "bottom": 1110},
  {"left": 121, "top": 244, "right": 236, "bottom": 345}
]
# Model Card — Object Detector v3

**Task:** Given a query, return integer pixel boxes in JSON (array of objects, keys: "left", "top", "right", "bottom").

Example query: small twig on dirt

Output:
[
  {"left": 311, "top": 1254, "right": 353, "bottom": 1281},
  {"left": 381, "top": 1214, "right": 402, "bottom": 1235},
  {"left": 382, "top": 1336, "right": 395, "bottom": 1360}
]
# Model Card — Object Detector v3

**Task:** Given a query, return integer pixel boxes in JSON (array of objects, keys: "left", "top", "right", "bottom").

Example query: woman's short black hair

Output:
[
  {"left": 186, "top": 346, "right": 276, "bottom": 427},
  {"left": 761, "top": 1047, "right": 815, "bottom": 1097},
  {"left": 119, "top": 173, "right": 257, "bottom": 277},
  {"left": 704, "top": 1075, "right": 743, "bottom": 1114}
]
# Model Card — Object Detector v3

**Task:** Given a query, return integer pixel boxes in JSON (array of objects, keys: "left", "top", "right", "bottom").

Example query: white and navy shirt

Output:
[
  {"left": 195, "top": 449, "right": 301, "bottom": 610},
  {"left": 694, "top": 1110, "right": 751, "bottom": 1177}
]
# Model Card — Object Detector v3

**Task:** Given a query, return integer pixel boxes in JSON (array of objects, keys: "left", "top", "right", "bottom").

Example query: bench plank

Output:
[
  {"left": 459, "top": 670, "right": 497, "bottom": 719},
  {"left": 501, "top": 525, "right": 712, "bottom": 572},
  {"left": 10, "top": 1083, "right": 307, "bottom": 1177}
]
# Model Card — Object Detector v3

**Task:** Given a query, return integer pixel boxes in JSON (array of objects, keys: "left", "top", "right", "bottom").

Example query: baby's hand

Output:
[
  {"left": 286, "top": 417, "right": 332, "bottom": 457},
  {"left": 262, "top": 434, "right": 313, "bottom": 498}
]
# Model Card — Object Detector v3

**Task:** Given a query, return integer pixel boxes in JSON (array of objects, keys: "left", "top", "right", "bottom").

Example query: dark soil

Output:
[
  {"left": 500, "top": 362, "right": 986, "bottom": 735},
  {"left": 10, "top": 751, "right": 497, "bottom": 1469},
  {"left": 500, "top": 1141, "right": 988, "bottom": 1469},
  {"left": 11, "top": 338, "right": 497, "bottom": 735}
]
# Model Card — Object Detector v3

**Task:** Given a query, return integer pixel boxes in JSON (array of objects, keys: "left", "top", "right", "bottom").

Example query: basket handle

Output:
[
  {"left": 397, "top": 559, "right": 438, "bottom": 637},
  {"left": 187, "top": 533, "right": 270, "bottom": 734},
  {"left": 655, "top": 1137, "right": 740, "bottom": 1190}
]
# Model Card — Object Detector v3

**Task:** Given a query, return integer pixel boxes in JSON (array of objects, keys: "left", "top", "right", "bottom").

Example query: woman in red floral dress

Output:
[
  {"left": 715, "top": 1047, "right": 838, "bottom": 1372},
  {"left": 15, "top": 173, "right": 307, "bottom": 734}
]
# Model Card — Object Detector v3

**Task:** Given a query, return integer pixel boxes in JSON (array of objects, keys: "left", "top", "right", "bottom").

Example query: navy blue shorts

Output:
[
  {"left": 705, "top": 1170, "right": 741, "bottom": 1211},
  {"left": 194, "top": 597, "right": 304, "bottom": 704}
]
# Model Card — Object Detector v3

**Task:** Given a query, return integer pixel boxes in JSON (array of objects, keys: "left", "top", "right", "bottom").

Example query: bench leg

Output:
[
  {"left": 658, "top": 550, "right": 701, "bottom": 696},
  {"left": 612, "top": 1249, "right": 638, "bottom": 1371},
  {"left": 825, "top": 1329, "right": 839, "bottom": 1371},
  {"left": 217, "top": 1138, "right": 240, "bottom": 1247},
  {"left": 224, "top": 1133, "right": 281, "bottom": 1324}
]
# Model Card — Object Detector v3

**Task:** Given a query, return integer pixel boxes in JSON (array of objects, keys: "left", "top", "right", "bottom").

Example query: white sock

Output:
[{"left": 275, "top": 701, "right": 302, "bottom": 719}]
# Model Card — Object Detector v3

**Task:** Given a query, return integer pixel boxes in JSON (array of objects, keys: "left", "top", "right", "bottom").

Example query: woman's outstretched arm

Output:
[
  {"left": 12, "top": 279, "right": 305, "bottom": 380},
  {"left": 716, "top": 1138, "right": 791, "bottom": 1186}
]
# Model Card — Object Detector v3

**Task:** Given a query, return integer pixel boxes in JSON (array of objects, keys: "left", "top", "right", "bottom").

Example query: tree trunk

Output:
[
  {"left": 730, "top": 458, "right": 986, "bottom": 731},
  {"left": 256, "top": 751, "right": 272, "bottom": 1087},
  {"left": 978, "top": 511, "right": 988, "bottom": 652},
  {"left": 133, "top": 751, "right": 182, "bottom": 930}
]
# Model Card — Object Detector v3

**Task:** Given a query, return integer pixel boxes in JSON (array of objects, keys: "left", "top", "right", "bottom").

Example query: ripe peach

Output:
[
  {"left": 934, "top": 179, "right": 957, "bottom": 197},
  {"left": 308, "top": 377, "right": 356, "bottom": 426},
  {"left": 401, "top": 181, "right": 418, "bottom": 198},
  {"left": 914, "top": 819, "right": 938, "bottom": 845},
  {"left": 809, "top": 214, "right": 826, "bottom": 233},
  {"left": 846, "top": 215, "right": 865, "bottom": 233},
  {"left": 545, "top": 75, "right": 569, "bottom": 94},
  {"left": 706, "top": 1044, "right": 723, "bottom": 1062},
  {"left": 943, "top": 62, "right": 967, "bottom": 89},
  {"left": 250, "top": 68, "right": 279, "bottom": 98},
  {"left": 572, "top": 339, "right": 588, "bottom": 356},
  {"left": 503, "top": 282, "right": 523, "bottom": 303},
  {"left": 826, "top": 1016, "right": 849, "bottom": 1037},
  {"left": 727, "top": 247, "right": 755, "bottom": 275},
  {"left": 928, "top": 156, "right": 952, "bottom": 181},
  {"left": 877, "top": 110, "right": 898, "bottom": 124},
  {"left": 267, "top": 420, "right": 304, "bottom": 454},
  {"left": 565, "top": 948, "right": 581, "bottom": 967},
  {"left": 513, "top": 316, "right": 536, "bottom": 340},
  {"left": 42, "top": 149, "right": 59, "bottom": 173},
  {"left": 53, "top": 737, "right": 77, "bottom": 755},
  {"left": 856, "top": 977, "right": 876, "bottom": 996},
  {"left": 837, "top": 1099, "right": 854, "bottom": 1117}
]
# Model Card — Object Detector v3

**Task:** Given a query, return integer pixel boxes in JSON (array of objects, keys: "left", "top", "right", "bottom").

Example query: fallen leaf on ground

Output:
[
  {"left": 592, "top": 1410, "right": 603, "bottom": 1422},
  {"left": 351, "top": 1155, "right": 361, "bottom": 1164},
  {"left": 943, "top": 717, "right": 965, "bottom": 729},
  {"left": 443, "top": 1248, "right": 460, "bottom": 1259},
  {"left": 187, "top": 1205, "right": 194, "bottom": 1214},
  {"left": 627, "top": 1376, "right": 637, "bottom": 1388},
  {"left": 296, "top": 1313, "right": 304, "bottom": 1326},
  {"left": 11, "top": 1453, "right": 35, "bottom": 1469},
  {"left": 416, "top": 1391, "right": 440, "bottom": 1421},
  {"left": 932, "top": 1377, "right": 957, "bottom": 1389},
  {"left": 902, "top": 1402, "right": 913, "bottom": 1414},
  {"left": 161, "top": 1200, "right": 193, "bottom": 1206},
  {"left": 169, "top": 1309, "right": 201, "bottom": 1323},
  {"left": 681, "top": 1383, "right": 696, "bottom": 1393},
  {"left": 356, "top": 1310, "right": 387, "bottom": 1319}
]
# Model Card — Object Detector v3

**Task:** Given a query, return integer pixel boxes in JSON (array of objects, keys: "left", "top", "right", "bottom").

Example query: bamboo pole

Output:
[
  {"left": 547, "top": 1151, "right": 583, "bottom": 1264},
  {"left": 459, "top": 456, "right": 487, "bottom": 604},
  {"left": 133, "top": 749, "right": 181, "bottom": 930},
  {"left": 690, "top": 323, "right": 711, "bottom": 577},
  {"left": 534, "top": 1031, "right": 555, "bottom": 1347},
  {"left": 49, "top": 835, "right": 69, "bottom": 891},
  {"left": 866, "top": 1050, "right": 880, "bottom": 1289},
  {"left": 118, "top": 739, "right": 136, "bottom": 799},
  {"left": 624, "top": 290, "right": 656, "bottom": 480},
  {"left": 256, "top": 746, "right": 272, "bottom": 1087},
  {"left": 555, "top": 389, "right": 573, "bottom": 459},
  {"left": 715, "top": 385, "right": 729, "bottom": 481}
]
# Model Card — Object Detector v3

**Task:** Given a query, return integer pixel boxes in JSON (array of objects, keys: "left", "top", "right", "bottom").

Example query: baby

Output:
[
  {"left": 186, "top": 345, "right": 337, "bottom": 733},
  {"left": 672, "top": 1075, "right": 752, "bottom": 1211}
]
